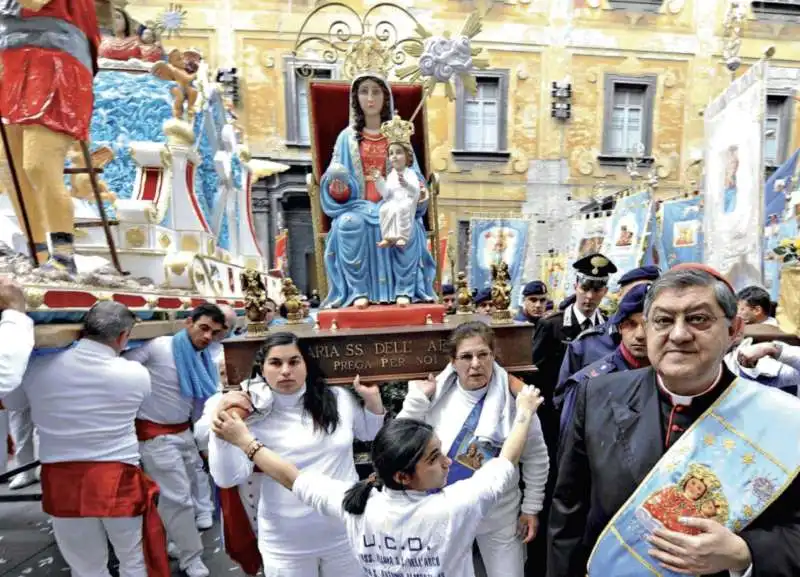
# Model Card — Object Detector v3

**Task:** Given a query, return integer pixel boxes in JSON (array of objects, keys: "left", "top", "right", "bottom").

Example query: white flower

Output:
[{"left": 419, "top": 35, "right": 474, "bottom": 83}]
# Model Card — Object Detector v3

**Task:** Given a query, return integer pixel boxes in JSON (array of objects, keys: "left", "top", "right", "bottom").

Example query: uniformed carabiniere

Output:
[
  {"left": 556, "top": 265, "right": 660, "bottom": 390},
  {"left": 555, "top": 282, "right": 651, "bottom": 436},
  {"left": 527, "top": 252, "right": 615, "bottom": 577}
]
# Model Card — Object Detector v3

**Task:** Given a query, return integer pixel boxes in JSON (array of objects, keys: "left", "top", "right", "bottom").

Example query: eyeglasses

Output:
[
  {"left": 455, "top": 351, "right": 493, "bottom": 363},
  {"left": 647, "top": 312, "right": 722, "bottom": 333}
]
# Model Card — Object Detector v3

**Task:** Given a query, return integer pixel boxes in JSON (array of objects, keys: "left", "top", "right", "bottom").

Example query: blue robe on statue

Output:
[{"left": 320, "top": 126, "right": 437, "bottom": 308}]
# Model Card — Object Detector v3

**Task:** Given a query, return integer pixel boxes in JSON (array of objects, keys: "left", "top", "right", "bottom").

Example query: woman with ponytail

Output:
[
  {"left": 208, "top": 332, "right": 385, "bottom": 577},
  {"left": 212, "top": 381, "right": 544, "bottom": 577}
]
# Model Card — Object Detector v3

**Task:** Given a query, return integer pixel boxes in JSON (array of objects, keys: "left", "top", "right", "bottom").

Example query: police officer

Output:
[
  {"left": 474, "top": 287, "right": 494, "bottom": 315},
  {"left": 555, "top": 282, "right": 652, "bottom": 437},
  {"left": 514, "top": 280, "right": 549, "bottom": 326},
  {"left": 440, "top": 283, "right": 456, "bottom": 315},
  {"left": 527, "top": 252, "right": 615, "bottom": 577},
  {"left": 556, "top": 265, "right": 661, "bottom": 390}
]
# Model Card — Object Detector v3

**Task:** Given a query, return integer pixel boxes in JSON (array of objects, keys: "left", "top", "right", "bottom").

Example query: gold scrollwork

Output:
[
  {"left": 159, "top": 233, "right": 172, "bottom": 249},
  {"left": 125, "top": 227, "right": 147, "bottom": 248},
  {"left": 24, "top": 289, "right": 45, "bottom": 310},
  {"left": 181, "top": 235, "right": 200, "bottom": 252},
  {"left": 207, "top": 238, "right": 216, "bottom": 255},
  {"left": 147, "top": 296, "right": 159, "bottom": 309},
  {"left": 170, "top": 263, "right": 187, "bottom": 276}
]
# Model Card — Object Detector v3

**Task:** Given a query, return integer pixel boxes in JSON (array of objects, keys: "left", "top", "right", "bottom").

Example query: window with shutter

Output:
[{"left": 600, "top": 74, "right": 657, "bottom": 164}]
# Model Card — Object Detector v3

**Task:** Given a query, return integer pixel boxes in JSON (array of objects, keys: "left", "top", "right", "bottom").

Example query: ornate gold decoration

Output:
[
  {"left": 742, "top": 453, "right": 756, "bottom": 465},
  {"left": 73, "top": 228, "right": 89, "bottom": 240},
  {"left": 455, "top": 271, "right": 473, "bottom": 314},
  {"left": 241, "top": 268, "right": 268, "bottom": 324},
  {"left": 159, "top": 233, "right": 172, "bottom": 249},
  {"left": 343, "top": 35, "right": 393, "bottom": 80},
  {"left": 282, "top": 277, "right": 304, "bottom": 324},
  {"left": 147, "top": 296, "right": 159, "bottom": 309},
  {"left": 24, "top": 288, "right": 45, "bottom": 310},
  {"left": 244, "top": 257, "right": 260, "bottom": 270},
  {"left": 95, "top": 293, "right": 113, "bottom": 302},
  {"left": 330, "top": 318, "right": 339, "bottom": 331},
  {"left": 207, "top": 238, "right": 215, "bottom": 255},
  {"left": 170, "top": 262, "right": 187, "bottom": 276},
  {"left": 380, "top": 112, "right": 414, "bottom": 146},
  {"left": 703, "top": 433, "right": 716, "bottom": 446},
  {"left": 425, "top": 314, "right": 433, "bottom": 325},
  {"left": 180, "top": 297, "right": 191, "bottom": 309},
  {"left": 490, "top": 261, "right": 512, "bottom": 324},
  {"left": 125, "top": 227, "right": 147, "bottom": 248},
  {"left": 181, "top": 235, "right": 200, "bottom": 252}
]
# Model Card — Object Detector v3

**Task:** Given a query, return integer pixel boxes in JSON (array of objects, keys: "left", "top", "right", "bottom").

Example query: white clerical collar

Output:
[
  {"left": 572, "top": 305, "right": 601, "bottom": 328},
  {"left": 273, "top": 383, "right": 306, "bottom": 409},
  {"left": 656, "top": 367, "right": 722, "bottom": 406}
]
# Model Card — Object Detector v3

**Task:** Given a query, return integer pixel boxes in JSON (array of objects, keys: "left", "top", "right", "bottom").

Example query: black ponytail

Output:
[{"left": 342, "top": 419, "right": 433, "bottom": 515}]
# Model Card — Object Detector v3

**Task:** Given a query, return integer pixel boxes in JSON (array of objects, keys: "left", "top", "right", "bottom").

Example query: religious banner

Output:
[
  {"left": 658, "top": 196, "right": 704, "bottom": 269},
  {"left": 274, "top": 229, "right": 288, "bottom": 274},
  {"left": 565, "top": 215, "right": 610, "bottom": 290},
  {"left": 600, "top": 191, "right": 653, "bottom": 290},
  {"left": 469, "top": 219, "right": 529, "bottom": 306},
  {"left": 540, "top": 255, "right": 567, "bottom": 305},
  {"left": 704, "top": 60, "right": 768, "bottom": 290}
]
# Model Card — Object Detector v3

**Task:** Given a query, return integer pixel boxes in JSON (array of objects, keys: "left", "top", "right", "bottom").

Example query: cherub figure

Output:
[
  {"left": 68, "top": 145, "right": 117, "bottom": 204},
  {"left": 374, "top": 113, "right": 426, "bottom": 249},
  {"left": 151, "top": 49, "right": 201, "bottom": 122}
]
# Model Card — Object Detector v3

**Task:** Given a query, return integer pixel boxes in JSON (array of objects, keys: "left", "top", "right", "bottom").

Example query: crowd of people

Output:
[{"left": 0, "top": 255, "right": 798, "bottom": 577}]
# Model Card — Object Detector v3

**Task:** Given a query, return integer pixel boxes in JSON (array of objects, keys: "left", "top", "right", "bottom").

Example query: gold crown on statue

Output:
[
  {"left": 342, "top": 36, "right": 393, "bottom": 80},
  {"left": 380, "top": 112, "right": 415, "bottom": 146}
]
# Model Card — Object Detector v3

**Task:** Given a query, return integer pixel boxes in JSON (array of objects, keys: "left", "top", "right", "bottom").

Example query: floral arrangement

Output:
[{"left": 772, "top": 237, "right": 800, "bottom": 263}]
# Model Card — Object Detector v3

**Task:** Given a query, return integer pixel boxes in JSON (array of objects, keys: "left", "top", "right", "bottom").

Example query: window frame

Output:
[
  {"left": 599, "top": 73, "right": 658, "bottom": 166},
  {"left": 453, "top": 69, "right": 511, "bottom": 162},
  {"left": 283, "top": 56, "right": 339, "bottom": 147},
  {"left": 608, "top": 0, "right": 664, "bottom": 12},
  {"left": 764, "top": 90, "right": 794, "bottom": 168},
  {"left": 752, "top": 1, "right": 800, "bottom": 20}
]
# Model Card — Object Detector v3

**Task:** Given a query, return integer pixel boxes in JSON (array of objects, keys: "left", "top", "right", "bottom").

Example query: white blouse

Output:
[
  {"left": 294, "top": 456, "right": 516, "bottom": 577},
  {"left": 209, "top": 384, "right": 384, "bottom": 557}
]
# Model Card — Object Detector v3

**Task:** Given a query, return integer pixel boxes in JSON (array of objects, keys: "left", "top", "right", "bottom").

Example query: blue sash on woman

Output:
[
  {"left": 587, "top": 378, "right": 800, "bottom": 577},
  {"left": 441, "top": 396, "right": 501, "bottom": 487}
]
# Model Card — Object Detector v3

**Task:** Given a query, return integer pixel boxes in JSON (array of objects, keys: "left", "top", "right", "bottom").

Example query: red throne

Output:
[{"left": 308, "top": 80, "right": 443, "bottom": 328}]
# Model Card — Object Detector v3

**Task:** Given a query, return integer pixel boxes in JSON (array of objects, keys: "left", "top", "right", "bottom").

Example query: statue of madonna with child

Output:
[{"left": 320, "top": 70, "right": 438, "bottom": 309}]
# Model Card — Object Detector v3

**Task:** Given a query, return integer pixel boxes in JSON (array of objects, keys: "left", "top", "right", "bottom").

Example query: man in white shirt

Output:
[
  {"left": 124, "top": 303, "right": 226, "bottom": 577},
  {"left": 1, "top": 301, "right": 169, "bottom": 577},
  {"left": 5, "top": 406, "right": 38, "bottom": 489},
  {"left": 0, "top": 277, "right": 34, "bottom": 396},
  {"left": 736, "top": 286, "right": 779, "bottom": 327}
]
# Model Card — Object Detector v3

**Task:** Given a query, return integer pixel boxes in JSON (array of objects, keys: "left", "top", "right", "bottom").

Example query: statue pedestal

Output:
[
  {"left": 317, "top": 303, "right": 447, "bottom": 330},
  {"left": 222, "top": 315, "right": 536, "bottom": 387}
]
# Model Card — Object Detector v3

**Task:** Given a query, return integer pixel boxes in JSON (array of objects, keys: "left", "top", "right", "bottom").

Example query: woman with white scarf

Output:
[
  {"left": 208, "top": 332, "right": 386, "bottom": 577},
  {"left": 398, "top": 321, "right": 549, "bottom": 577}
]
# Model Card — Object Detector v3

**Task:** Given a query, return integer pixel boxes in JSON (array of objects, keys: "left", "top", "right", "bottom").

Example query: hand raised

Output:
[
  {"left": 0, "top": 277, "right": 26, "bottom": 313},
  {"left": 409, "top": 373, "right": 437, "bottom": 400},
  {"left": 516, "top": 385, "right": 544, "bottom": 415}
]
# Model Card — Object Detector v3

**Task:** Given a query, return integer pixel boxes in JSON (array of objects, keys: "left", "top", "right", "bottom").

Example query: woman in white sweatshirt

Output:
[
  {"left": 398, "top": 321, "right": 549, "bottom": 577},
  {"left": 212, "top": 383, "right": 544, "bottom": 577},
  {"left": 208, "top": 332, "right": 385, "bottom": 577}
]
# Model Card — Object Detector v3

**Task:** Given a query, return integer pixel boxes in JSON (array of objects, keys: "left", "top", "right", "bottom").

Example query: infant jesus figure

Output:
[{"left": 374, "top": 114, "right": 427, "bottom": 249}]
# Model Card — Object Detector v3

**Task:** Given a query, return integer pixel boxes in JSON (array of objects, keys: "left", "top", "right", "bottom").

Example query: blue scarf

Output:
[{"left": 172, "top": 329, "right": 218, "bottom": 400}]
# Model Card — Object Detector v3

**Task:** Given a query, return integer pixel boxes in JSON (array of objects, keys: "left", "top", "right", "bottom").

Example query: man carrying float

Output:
[{"left": 0, "top": 0, "right": 100, "bottom": 274}]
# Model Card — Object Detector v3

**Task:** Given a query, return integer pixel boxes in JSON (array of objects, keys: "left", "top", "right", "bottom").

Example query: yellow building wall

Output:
[{"left": 127, "top": 0, "right": 800, "bottom": 232}]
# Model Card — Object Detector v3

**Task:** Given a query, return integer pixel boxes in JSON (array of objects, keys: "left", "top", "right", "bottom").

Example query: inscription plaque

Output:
[{"left": 222, "top": 316, "right": 536, "bottom": 387}]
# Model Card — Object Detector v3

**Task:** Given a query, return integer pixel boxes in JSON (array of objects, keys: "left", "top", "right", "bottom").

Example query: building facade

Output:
[{"left": 131, "top": 0, "right": 800, "bottom": 293}]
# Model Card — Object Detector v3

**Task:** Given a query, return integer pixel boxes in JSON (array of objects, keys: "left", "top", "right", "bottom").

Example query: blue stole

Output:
[
  {"left": 588, "top": 378, "right": 800, "bottom": 577},
  {"left": 172, "top": 329, "right": 218, "bottom": 400},
  {"left": 441, "top": 396, "right": 501, "bottom": 488}
]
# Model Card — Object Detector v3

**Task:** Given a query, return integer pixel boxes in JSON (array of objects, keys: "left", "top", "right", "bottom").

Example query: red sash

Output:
[
  {"left": 135, "top": 419, "right": 190, "bottom": 442},
  {"left": 41, "top": 461, "right": 170, "bottom": 577},
  {"left": 218, "top": 471, "right": 263, "bottom": 576}
]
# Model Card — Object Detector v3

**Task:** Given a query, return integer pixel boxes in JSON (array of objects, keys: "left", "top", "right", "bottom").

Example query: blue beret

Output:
[
  {"left": 474, "top": 287, "right": 492, "bottom": 305},
  {"left": 618, "top": 266, "right": 660, "bottom": 287},
  {"left": 545, "top": 300, "right": 554, "bottom": 311},
  {"left": 558, "top": 294, "right": 576, "bottom": 311},
  {"left": 441, "top": 284, "right": 455, "bottom": 296},
  {"left": 610, "top": 283, "right": 651, "bottom": 326},
  {"left": 522, "top": 281, "right": 548, "bottom": 297}
]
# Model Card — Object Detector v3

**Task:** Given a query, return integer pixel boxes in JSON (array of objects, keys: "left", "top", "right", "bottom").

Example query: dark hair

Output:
[
  {"left": 446, "top": 321, "right": 496, "bottom": 359},
  {"left": 84, "top": 301, "right": 137, "bottom": 344},
  {"left": 351, "top": 76, "right": 392, "bottom": 143},
  {"left": 114, "top": 7, "right": 132, "bottom": 37},
  {"left": 343, "top": 419, "right": 434, "bottom": 515},
  {"left": 190, "top": 303, "right": 226, "bottom": 325},
  {"left": 251, "top": 332, "right": 339, "bottom": 434},
  {"left": 736, "top": 286, "right": 771, "bottom": 315}
]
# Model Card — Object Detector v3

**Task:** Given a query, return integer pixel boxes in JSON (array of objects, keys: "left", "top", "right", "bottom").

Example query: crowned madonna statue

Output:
[{"left": 319, "top": 51, "right": 437, "bottom": 309}]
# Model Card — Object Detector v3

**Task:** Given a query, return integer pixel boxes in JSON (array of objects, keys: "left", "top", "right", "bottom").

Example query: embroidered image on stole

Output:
[{"left": 444, "top": 396, "right": 501, "bottom": 487}]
